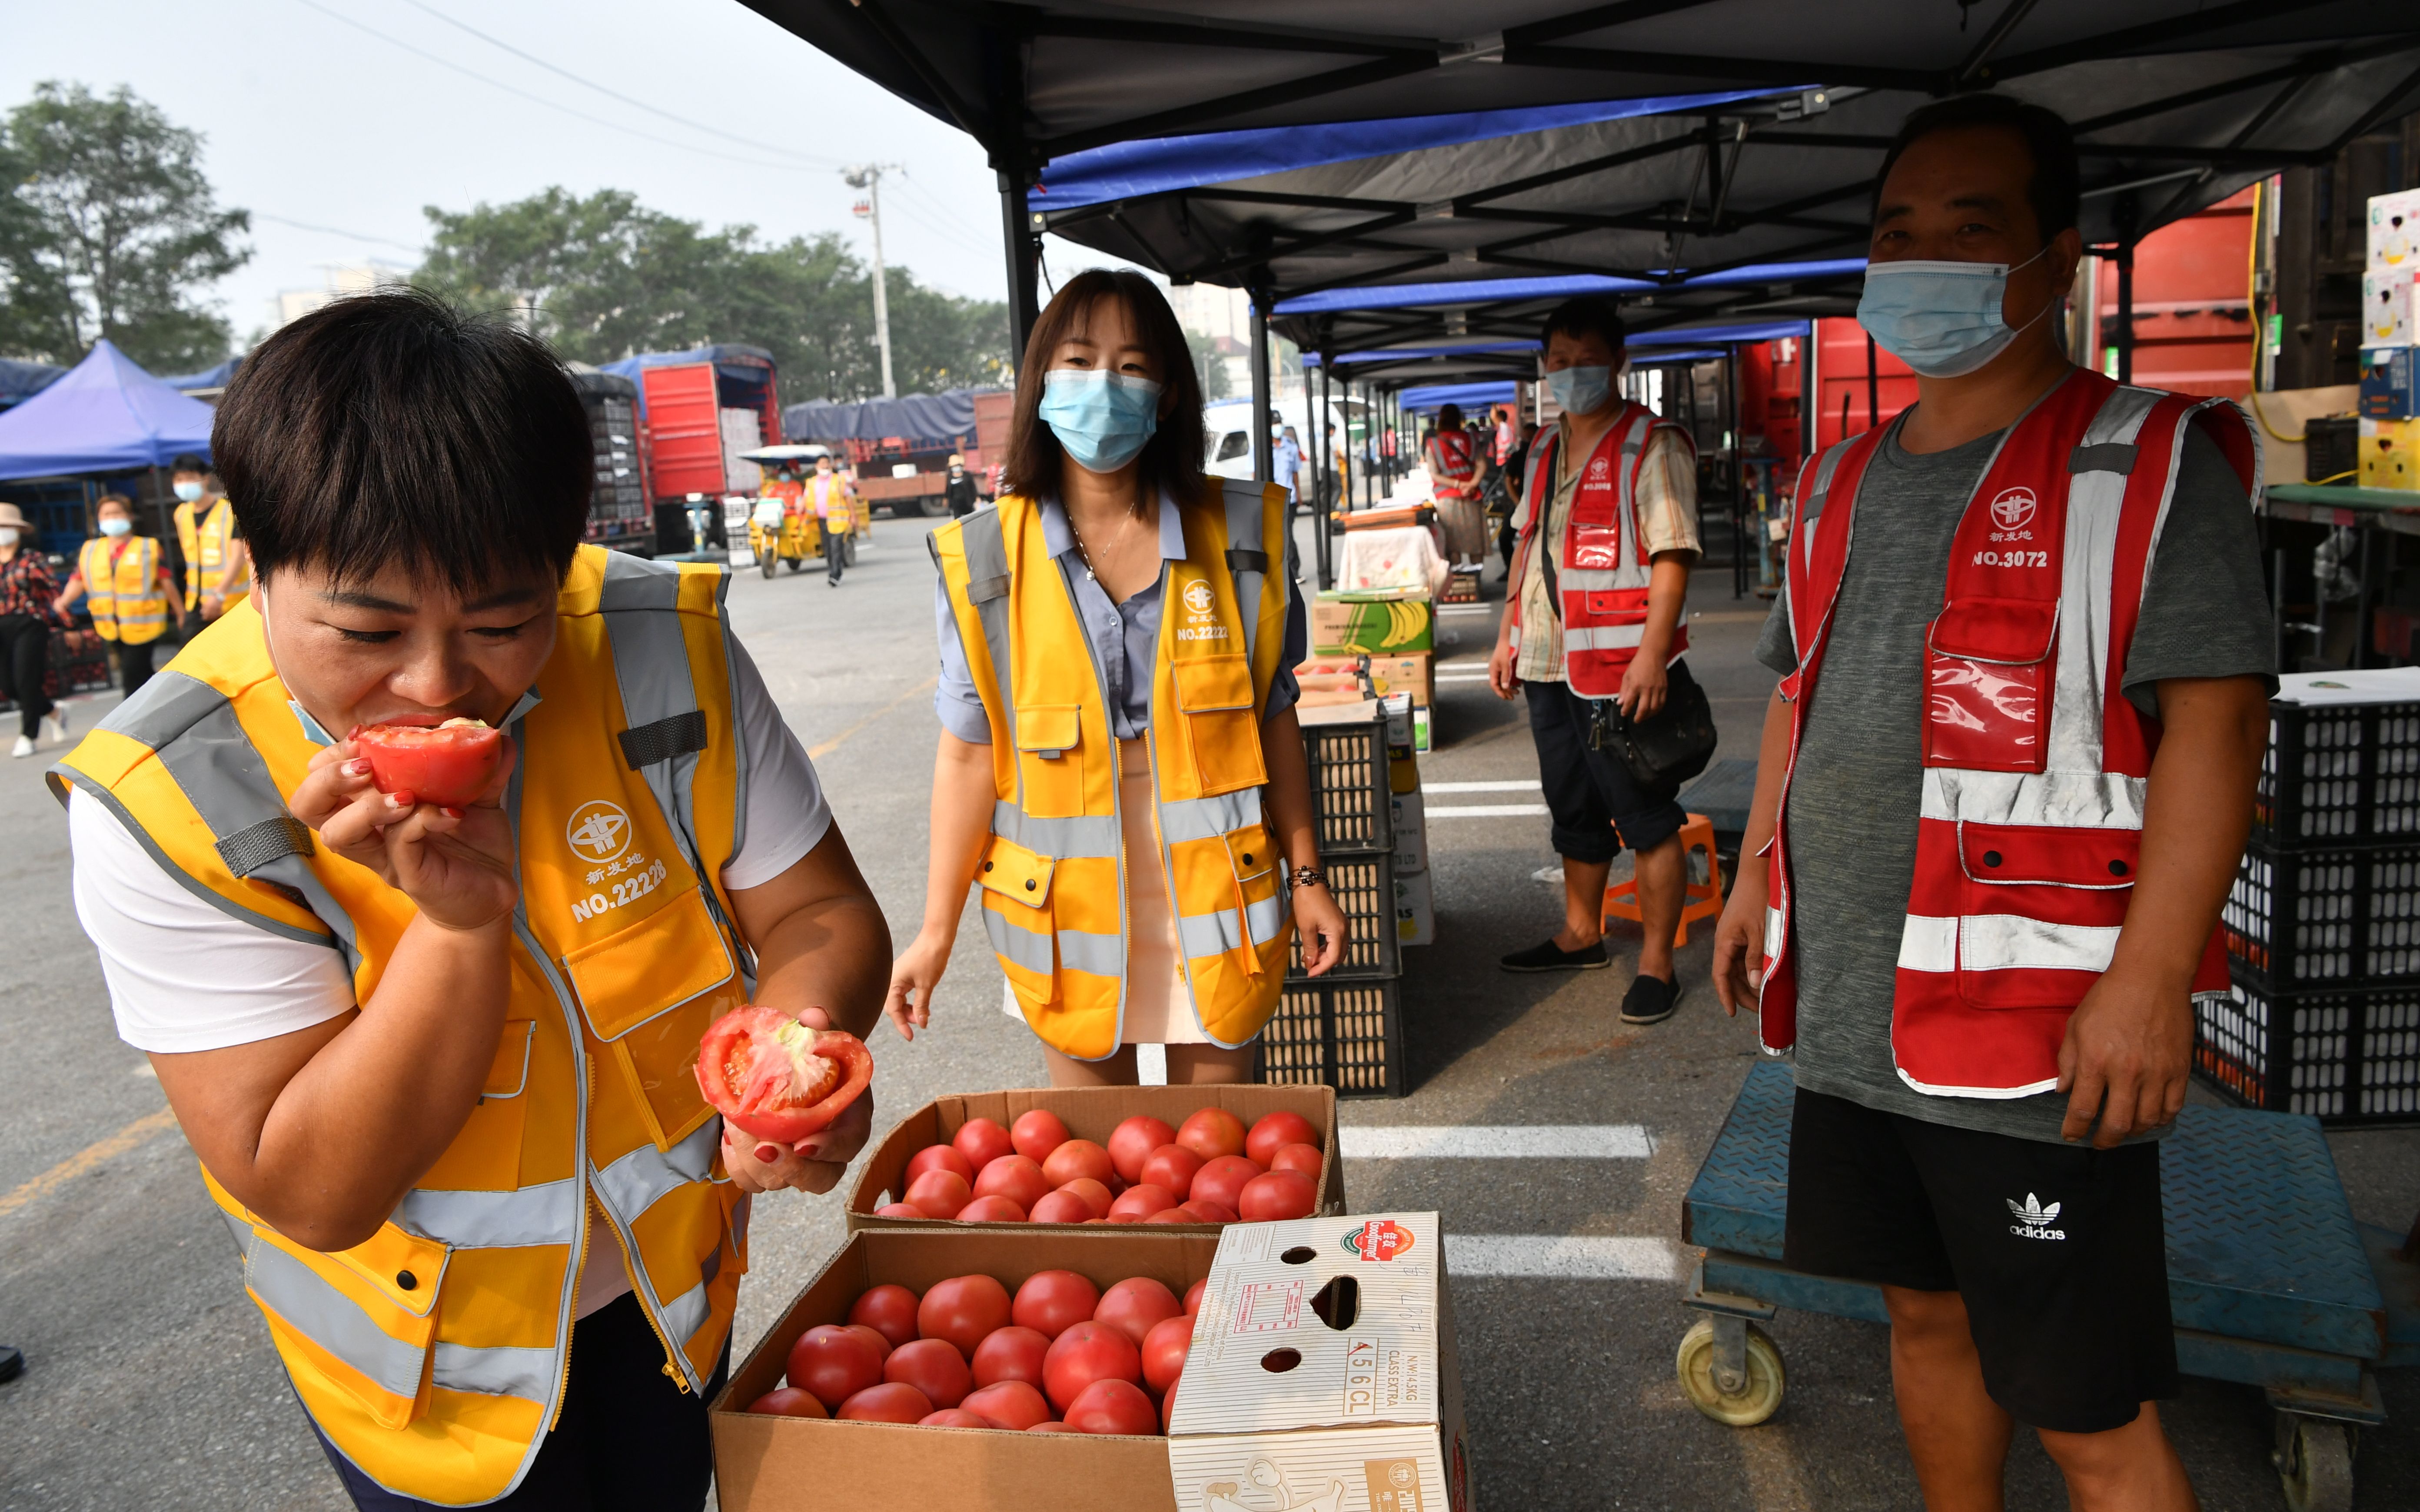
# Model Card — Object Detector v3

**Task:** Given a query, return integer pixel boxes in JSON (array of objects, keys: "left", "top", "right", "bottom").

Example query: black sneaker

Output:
[
  {"left": 1499, "top": 938, "right": 1609, "bottom": 973},
  {"left": 1620, "top": 974, "right": 1682, "bottom": 1025}
]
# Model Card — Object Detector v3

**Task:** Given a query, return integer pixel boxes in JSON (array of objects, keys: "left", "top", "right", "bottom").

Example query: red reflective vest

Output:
[
  {"left": 1759, "top": 369, "right": 2259, "bottom": 1096},
  {"left": 1510, "top": 403, "right": 1695, "bottom": 698},
  {"left": 1425, "top": 431, "right": 1478, "bottom": 499}
]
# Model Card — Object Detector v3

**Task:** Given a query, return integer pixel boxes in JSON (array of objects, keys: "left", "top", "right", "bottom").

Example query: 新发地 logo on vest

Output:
[
  {"left": 567, "top": 800, "right": 632, "bottom": 862},
  {"left": 1988, "top": 487, "right": 2038, "bottom": 532}
]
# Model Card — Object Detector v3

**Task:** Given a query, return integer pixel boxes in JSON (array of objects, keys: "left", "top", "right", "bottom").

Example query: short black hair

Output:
[
  {"left": 213, "top": 288, "right": 592, "bottom": 594},
  {"left": 1875, "top": 94, "right": 2080, "bottom": 244},
  {"left": 1539, "top": 296, "right": 1626, "bottom": 354},
  {"left": 170, "top": 454, "right": 206, "bottom": 474}
]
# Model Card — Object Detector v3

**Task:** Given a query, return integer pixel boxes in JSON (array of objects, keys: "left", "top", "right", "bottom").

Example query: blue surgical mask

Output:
[
  {"left": 100, "top": 517, "right": 133, "bottom": 537},
  {"left": 1546, "top": 364, "right": 1613, "bottom": 417},
  {"left": 173, "top": 481, "right": 203, "bottom": 502},
  {"left": 1039, "top": 369, "right": 1162, "bottom": 473},
  {"left": 1856, "top": 248, "right": 2053, "bottom": 378}
]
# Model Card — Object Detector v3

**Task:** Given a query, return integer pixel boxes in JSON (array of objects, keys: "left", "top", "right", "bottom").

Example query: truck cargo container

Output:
[{"left": 602, "top": 345, "right": 781, "bottom": 554}]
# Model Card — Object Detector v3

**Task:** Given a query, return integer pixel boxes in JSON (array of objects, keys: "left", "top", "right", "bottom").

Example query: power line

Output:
[
  {"left": 250, "top": 211, "right": 425, "bottom": 253},
  {"left": 395, "top": 0, "right": 846, "bottom": 170}
]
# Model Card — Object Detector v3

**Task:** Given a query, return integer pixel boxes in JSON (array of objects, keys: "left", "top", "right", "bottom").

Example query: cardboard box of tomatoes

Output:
[{"left": 847, "top": 1086, "right": 1345, "bottom": 1233}]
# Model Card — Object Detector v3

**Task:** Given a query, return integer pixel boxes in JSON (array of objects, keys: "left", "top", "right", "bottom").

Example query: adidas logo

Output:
[{"left": 2006, "top": 1193, "right": 2066, "bottom": 1241}]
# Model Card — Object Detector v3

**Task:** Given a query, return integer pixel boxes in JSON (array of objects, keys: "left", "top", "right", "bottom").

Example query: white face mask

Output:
[
  {"left": 0, "top": 528, "right": 19, "bottom": 548},
  {"left": 100, "top": 517, "right": 133, "bottom": 537},
  {"left": 173, "top": 481, "right": 204, "bottom": 502}
]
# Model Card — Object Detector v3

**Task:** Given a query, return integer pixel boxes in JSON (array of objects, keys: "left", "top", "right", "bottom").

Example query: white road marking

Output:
[
  {"left": 1340, "top": 1124, "right": 1654, "bottom": 1159},
  {"left": 1428, "top": 804, "right": 1549, "bottom": 817},
  {"left": 1433, "top": 669, "right": 1492, "bottom": 682},
  {"left": 1446, "top": 1235, "right": 1681, "bottom": 1280},
  {"left": 1426, "top": 780, "right": 1542, "bottom": 792}
]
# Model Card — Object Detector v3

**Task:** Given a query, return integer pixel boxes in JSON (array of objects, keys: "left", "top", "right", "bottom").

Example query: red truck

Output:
[{"left": 600, "top": 345, "right": 783, "bottom": 554}]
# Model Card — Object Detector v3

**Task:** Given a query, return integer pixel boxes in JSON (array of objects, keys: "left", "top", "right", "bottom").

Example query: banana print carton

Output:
[{"left": 1312, "top": 592, "right": 1435, "bottom": 656}]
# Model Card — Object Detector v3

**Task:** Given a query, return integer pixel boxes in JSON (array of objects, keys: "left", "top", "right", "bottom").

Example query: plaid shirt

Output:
[{"left": 0, "top": 548, "right": 65, "bottom": 626}]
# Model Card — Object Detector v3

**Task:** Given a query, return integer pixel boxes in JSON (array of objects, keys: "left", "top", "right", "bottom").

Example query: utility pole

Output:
[{"left": 845, "top": 164, "right": 902, "bottom": 397}]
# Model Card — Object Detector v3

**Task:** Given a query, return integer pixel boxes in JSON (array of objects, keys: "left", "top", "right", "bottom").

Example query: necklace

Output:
[{"left": 1067, "top": 502, "right": 1143, "bottom": 584}]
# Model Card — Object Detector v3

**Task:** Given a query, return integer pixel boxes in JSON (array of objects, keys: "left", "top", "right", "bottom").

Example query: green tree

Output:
[{"left": 0, "top": 82, "right": 249, "bottom": 370}]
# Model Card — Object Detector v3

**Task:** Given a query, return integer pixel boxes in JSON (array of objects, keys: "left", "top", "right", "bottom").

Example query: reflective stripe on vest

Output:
[
  {"left": 1512, "top": 405, "right": 1694, "bottom": 698},
  {"left": 1760, "top": 373, "right": 2250, "bottom": 1097},
  {"left": 932, "top": 481, "right": 1293, "bottom": 1059},
  {"left": 49, "top": 546, "right": 749, "bottom": 1506},
  {"left": 80, "top": 536, "right": 167, "bottom": 643},
  {"left": 177, "top": 497, "right": 244, "bottom": 610}
]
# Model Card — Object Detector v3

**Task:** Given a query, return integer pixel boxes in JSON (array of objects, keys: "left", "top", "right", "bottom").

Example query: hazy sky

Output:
[{"left": 3, "top": 0, "right": 1124, "bottom": 344}]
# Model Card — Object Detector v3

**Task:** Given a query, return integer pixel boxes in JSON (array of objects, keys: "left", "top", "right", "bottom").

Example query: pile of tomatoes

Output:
[
  {"left": 875, "top": 1107, "right": 1323, "bottom": 1226},
  {"left": 748, "top": 1269, "right": 1204, "bottom": 1435}
]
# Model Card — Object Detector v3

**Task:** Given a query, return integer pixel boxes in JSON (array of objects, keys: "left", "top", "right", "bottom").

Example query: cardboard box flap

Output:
[{"left": 1170, "top": 1213, "right": 1443, "bottom": 1437}]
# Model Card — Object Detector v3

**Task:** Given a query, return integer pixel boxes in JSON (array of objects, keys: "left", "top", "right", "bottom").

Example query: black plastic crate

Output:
[
  {"left": 1257, "top": 978, "right": 1405, "bottom": 1098},
  {"left": 1287, "top": 853, "right": 1399, "bottom": 979},
  {"left": 2224, "top": 841, "right": 2420, "bottom": 990},
  {"left": 2195, "top": 975, "right": 2420, "bottom": 1125},
  {"left": 2252, "top": 696, "right": 2420, "bottom": 847},
  {"left": 1302, "top": 714, "right": 1391, "bottom": 854}
]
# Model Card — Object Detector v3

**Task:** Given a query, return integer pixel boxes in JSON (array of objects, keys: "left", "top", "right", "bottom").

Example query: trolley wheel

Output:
[
  {"left": 1675, "top": 1316, "right": 1784, "bottom": 1426},
  {"left": 2274, "top": 1416, "right": 2354, "bottom": 1512},
  {"left": 758, "top": 549, "right": 778, "bottom": 580},
  {"left": 785, "top": 556, "right": 802, "bottom": 573}
]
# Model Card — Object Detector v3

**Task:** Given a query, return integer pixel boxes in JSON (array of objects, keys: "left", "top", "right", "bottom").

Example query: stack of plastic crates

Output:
[
  {"left": 2204, "top": 684, "right": 2420, "bottom": 1123},
  {"left": 572, "top": 375, "right": 652, "bottom": 552},
  {"left": 1256, "top": 708, "right": 1408, "bottom": 1097}
]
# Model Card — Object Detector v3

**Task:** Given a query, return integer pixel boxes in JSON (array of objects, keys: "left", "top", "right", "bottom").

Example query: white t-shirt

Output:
[{"left": 70, "top": 635, "right": 833, "bottom": 1317}]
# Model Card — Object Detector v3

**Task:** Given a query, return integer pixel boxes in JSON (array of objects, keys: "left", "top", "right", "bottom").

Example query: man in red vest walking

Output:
[{"left": 1714, "top": 96, "right": 2271, "bottom": 1509}]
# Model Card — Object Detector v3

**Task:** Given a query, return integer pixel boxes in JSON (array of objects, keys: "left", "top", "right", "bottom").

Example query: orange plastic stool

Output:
[{"left": 1602, "top": 811, "right": 1724, "bottom": 947}]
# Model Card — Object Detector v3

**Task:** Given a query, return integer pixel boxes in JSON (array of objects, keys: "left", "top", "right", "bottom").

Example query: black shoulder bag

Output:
[{"left": 1586, "top": 657, "right": 1717, "bottom": 791}]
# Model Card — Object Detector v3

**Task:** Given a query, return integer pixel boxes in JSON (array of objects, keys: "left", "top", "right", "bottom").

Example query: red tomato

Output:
[
  {"left": 1161, "top": 1378, "right": 1178, "bottom": 1432},
  {"left": 1041, "top": 1139, "right": 1114, "bottom": 1188},
  {"left": 787, "top": 1324, "right": 884, "bottom": 1410},
  {"left": 1028, "top": 1189, "right": 1093, "bottom": 1224},
  {"left": 351, "top": 720, "right": 503, "bottom": 807},
  {"left": 917, "top": 1275, "right": 1012, "bottom": 1357},
  {"left": 748, "top": 1386, "right": 829, "bottom": 1419},
  {"left": 1107, "top": 1115, "right": 1176, "bottom": 1184},
  {"left": 1065, "top": 1377, "right": 1159, "bottom": 1436},
  {"left": 1237, "top": 1168, "right": 1318, "bottom": 1221},
  {"left": 906, "top": 1144, "right": 974, "bottom": 1187},
  {"left": 1057, "top": 1178, "right": 1113, "bottom": 1218},
  {"left": 875, "top": 1202, "right": 925, "bottom": 1219},
  {"left": 843, "top": 1323, "right": 894, "bottom": 1362},
  {"left": 918, "top": 1408, "right": 999, "bottom": 1429},
  {"left": 837, "top": 1382, "right": 932, "bottom": 1423},
  {"left": 1139, "top": 1143, "right": 1203, "bottom": 1198},
  {"left": 1010, "top": 1109, "right": 1071, "bottom": 1163},
  {"left": 1094, "top": 1277, "right": 1182, "bottom": 1347},
  {"left": 953, "top": 1117, "right": 1015, "bottom": 1170},
  {"left": 1141, "top": 1314, "right": 1193, "bottom": 1393},
  {"left": 1144, "top": 1208, "right": 1193, "bottom": 1225},
  {"left": 1041, "top": 1320, "right": 1143, "bottom": 1412},
  {"left": 1011, "top": 1270, "right": 1100, "bottom": 1339},
  {"left": 971, "top": 1155, "right": 1050, "bottom": 1213},
  {"left": 1107, "top": 1184, "right": 1177, "bottom": 1222},
  {"left": 1189, "top": 1155, "right": 1262, "bottom": 1213},
  {"left": 1028, "top": 1421, "right": 1071, "bottom": 1433},
  {"left": 970, "top": 1325, "right": 1050, "bottom": 1387},
  {"left": 1244, "top": 1110, "right": 1320, "bottom": 1168},
  {"left": 693, "top": 1009, "right": 874, "bottom": 1143},
  {"left": 962, "top": 1380, "right": 1050, "bottom": 1430},
  {"left": 1174, "top": 1107, "right": 1247, "bottom": 1163},
  {"left": 848, "top": 1284, "right": 921, "bottom": 1351},
  {"left": 883, "top": 1337, "right": 971, "bottom": 1408},
  {"left": 904, "top": 1169, "right": 971, "bottom": 1220},
  {"left": 1175, "top": 1201, "right": 1237, "bottom": 1223},
  {"left": 1182, "top": 1279, "right": 1206, "bottom": 1316},
  {"left": 955, "top": 1195, "right": 1028, "bottom": 1222},
  {"left": 1270, "top": 1143, "right": 1323, "bottom": 1179}
]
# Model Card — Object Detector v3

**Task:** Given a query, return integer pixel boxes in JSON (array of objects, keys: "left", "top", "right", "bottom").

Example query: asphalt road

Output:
[{"left": 1, "top": 510, "right": 2414, "bottom": 1511}]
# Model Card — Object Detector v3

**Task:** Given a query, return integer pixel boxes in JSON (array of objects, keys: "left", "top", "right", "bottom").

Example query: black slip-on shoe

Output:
[
  {"left": 1499, "top": 937, "right": 1609, "bottom": 973},
  {"left": 1620, "top": 974, "right": 1682, "bottom": 1025}
]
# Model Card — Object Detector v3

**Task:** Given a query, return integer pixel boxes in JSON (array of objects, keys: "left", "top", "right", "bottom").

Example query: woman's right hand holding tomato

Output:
[
  {"left": 289, "top": 734, "right": 521, "bottom": 932},
  {"left": 882, "top": 926, "right": 954, "bottom": 1042}
]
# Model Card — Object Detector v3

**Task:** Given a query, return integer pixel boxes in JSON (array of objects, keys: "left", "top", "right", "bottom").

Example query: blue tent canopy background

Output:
[
  {"left": 0, "top": 340, "right": 215, "bottom": 481},
  {"left": 1398, "top": 381, "right": 1516, "bottom": 414},
  {"left": 0, "top": 359, "right": 67, "bottom": 412}
]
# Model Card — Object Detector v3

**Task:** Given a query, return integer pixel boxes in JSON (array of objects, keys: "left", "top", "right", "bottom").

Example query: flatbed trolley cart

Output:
[{"left": 1678, "top": 1061, "right": 2420, "bottom": 1512}]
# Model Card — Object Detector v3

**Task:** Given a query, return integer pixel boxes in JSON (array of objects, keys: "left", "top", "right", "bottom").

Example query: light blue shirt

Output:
[
  {"left": 932, "top": 490, "right": 1305, "bottom": 745},
  {"left": 1273, "top": 437, "right": 1303, "bottom": 493}
]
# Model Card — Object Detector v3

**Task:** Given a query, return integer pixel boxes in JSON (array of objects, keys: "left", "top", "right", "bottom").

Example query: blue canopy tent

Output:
[
  {"left": 0, "top": 359, "right": 66, "bottom": 412},
  {"left": 0, "top": 340, "right": 218, "bottom": 555},
  {"left": 158, "top": 356, "right": 243, "bottom": 396},
  {"left": 1399, "top": 380, "right": 1516, "bottom": 414}
]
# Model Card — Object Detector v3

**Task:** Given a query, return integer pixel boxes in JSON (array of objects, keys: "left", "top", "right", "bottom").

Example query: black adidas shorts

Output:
[{"left": 1781, "top": 1087, "right": 2179, "bottom": 1434}]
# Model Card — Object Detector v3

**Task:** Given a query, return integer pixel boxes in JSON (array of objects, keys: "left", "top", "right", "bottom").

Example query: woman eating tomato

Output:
[
  {"left": 885, "top": 270, "right": 1345, "bottom": 1084},
  {"left": 51, "top": 289, "right": 889, "bottom": 1511}
]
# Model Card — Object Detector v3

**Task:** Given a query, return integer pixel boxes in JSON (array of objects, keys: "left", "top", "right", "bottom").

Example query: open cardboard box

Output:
[
  {"left": 711, "top": 1227, "right": 1214, "bottom": 1512},
  {"left": 848, "top": 1086, "right": 1345, "bottom": 1233}
]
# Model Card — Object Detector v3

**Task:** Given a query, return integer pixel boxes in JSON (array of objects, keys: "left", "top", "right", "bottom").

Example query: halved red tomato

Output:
[
  {"left": 352, "top": 718, "right": 504, "bottom": 807},
  {"left": 693, "top": 1007, "right": 873, "bottom": 1143}
]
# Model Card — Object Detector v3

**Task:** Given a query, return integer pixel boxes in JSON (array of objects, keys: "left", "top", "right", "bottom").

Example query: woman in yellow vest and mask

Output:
[
  {"left": 890, "top": 271, "right": 1346, "bottom": 1086},
  {"left": 54, "top": 492, "right": 185, "bottom": 699},
  {"left": 54, "top": 291, "right": 889, "bottom": 1510}
]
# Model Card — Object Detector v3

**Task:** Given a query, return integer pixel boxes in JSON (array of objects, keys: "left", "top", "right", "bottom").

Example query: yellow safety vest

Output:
[
  {"left": 50, "top": 545, "right": 751, "bottom": 1505},
  {"left": 175, "top": 495, "right": 249, "bottom": 612},
  {"left": 807, "top": 474, "right": 854, "bottom": 534},
  {"left": 77, "top": 535, "right": 168, "bottom": 645},
  {"left": 931, "top": 479, "right": 1293, "bottom": 1059}
]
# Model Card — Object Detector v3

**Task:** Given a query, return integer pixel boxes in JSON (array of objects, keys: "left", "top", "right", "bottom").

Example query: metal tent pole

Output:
[
  {"left": 1316, "top": 361, "right": 1335, "bottom": 589},
  {"left": 998, "top": 171, "right": 1043, "bottom": 362},
  {"left": 2115, "top": 239, "right": 2136, "bottom": 385},
  {"left": 1250, "top": 293, "right": 1274, "bottom": 485}
]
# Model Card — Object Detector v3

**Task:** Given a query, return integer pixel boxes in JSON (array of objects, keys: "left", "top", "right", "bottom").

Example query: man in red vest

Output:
[{"left": 1713, "top": 96, "right": 2271, "bottom": 1508}]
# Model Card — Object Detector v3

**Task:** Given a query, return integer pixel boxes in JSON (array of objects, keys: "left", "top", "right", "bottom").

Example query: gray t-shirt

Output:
[{"left": 1755, "top": 410, "right": 2275, "bottom": 1143}]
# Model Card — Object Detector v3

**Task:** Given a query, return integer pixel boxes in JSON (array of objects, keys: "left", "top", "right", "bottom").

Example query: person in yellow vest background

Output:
[
  {"left": 169, "top": 453, "right": 250, "bottom": 622},
  {"left": 804, "top": 453, "right": 857, "bottom": 587},
  {"left": 54, "top": 492, "right": 186, "bottom": 700},
  {"left": 53, "top": 290, "right": 890, "bottom": 1510},
  {"left": 887, "top": 269, "right": 1347, "bottom": 1087}
]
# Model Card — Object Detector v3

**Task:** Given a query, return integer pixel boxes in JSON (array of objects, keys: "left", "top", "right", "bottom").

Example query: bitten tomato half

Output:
[
  {"left": 694, "top": 1007, "right": 873, "bottom": 1143},
  {"left": 352, "top": 718, "right": 504, "bottom": 807}
]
